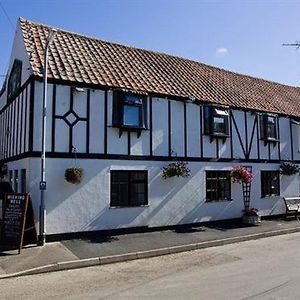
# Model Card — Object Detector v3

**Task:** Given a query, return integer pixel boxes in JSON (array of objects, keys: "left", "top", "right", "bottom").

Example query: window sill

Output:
[
  {"left": 111, "top": 125, "right": 148, "bottom": 138},
  {"left": 260, "top": 138, "right": 279, "bottom": 145},
  {"left": 109, "top": 204, "right": 149, "bottom": 209},
  {"left": 261, "top": 195, "right": 280, "bottom": 199},
  {"left": 205, "top": 199, "right": 232, "bottom": 203},
  {"left": 206, "top": 133, "right": 229, "bottom": 144}
]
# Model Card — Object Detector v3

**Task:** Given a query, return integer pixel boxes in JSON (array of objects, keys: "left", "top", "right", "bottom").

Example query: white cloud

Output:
[{"left": 216, "top": 47, "right": 228, "bottom": 56}]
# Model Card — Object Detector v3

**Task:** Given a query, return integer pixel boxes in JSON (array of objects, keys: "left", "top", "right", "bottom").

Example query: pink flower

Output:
[{"left": 231, "top": 166, "right": 253, "bottom": 184}]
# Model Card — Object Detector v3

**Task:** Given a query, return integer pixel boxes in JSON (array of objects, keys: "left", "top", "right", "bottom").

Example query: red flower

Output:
[{"left": 231, "top": 166, "right": 253, "bottom": 184}]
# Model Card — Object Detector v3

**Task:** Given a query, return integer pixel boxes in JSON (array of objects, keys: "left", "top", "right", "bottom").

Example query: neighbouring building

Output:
[{"left": 1, "top": 17, "right": 300, "bottom": 236}]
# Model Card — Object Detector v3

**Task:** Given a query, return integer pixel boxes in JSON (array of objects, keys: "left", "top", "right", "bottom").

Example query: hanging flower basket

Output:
[
  {"left": 230, "top": 166, "right": 253, "bottom": 184},
  {"left": 280, "top": 162, "right": 299, "bottom": 176},
  {"left": 162, "top": 161, "right": 191, "bottom": 179},
  {"left": 65, "top": 167, "right": 84, "bottom": 185}
]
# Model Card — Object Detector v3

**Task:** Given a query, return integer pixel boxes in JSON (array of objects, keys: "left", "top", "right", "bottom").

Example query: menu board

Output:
[{"left": 1, "top": 193, "right": 36, "bottom": 253}]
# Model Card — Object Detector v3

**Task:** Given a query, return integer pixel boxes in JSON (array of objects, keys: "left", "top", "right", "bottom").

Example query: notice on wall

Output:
[{"left": 1, "top": 193, "right": 37, "bottom": 254}]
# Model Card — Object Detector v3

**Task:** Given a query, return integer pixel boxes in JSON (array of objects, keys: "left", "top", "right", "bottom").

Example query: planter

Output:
[
  {"left": 242, "top": 214, "right": 261, "bottom": 225},
  {"left": 65, "top": 167, "right": 84, "bottom": 185},
  {"left": 162, "top": 161, "right": 191, "bottom": 179},
  {"left": 280, "top": 162, "right": 299, "bottom": 176}
]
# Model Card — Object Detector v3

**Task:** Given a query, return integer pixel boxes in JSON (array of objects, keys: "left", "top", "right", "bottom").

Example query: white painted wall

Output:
[
  {"left": 0, "top": 22, "right": 31, "bottom": 109},
  {"left": 8, "top": 157, "right": 293, "bottom": 235},
  {"left": 3, "top": 78, "right": 300, "bottom": 235},
  {"left": 152, "top": 97, "right": 169, "bottom": 156}
]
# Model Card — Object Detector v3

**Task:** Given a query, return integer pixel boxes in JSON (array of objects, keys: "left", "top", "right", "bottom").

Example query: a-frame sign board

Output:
[{"left": 1, "top": 193, "right": 37, "bottom": 254}]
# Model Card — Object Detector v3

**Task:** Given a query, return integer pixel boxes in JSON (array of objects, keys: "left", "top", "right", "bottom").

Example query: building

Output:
[{"left": 0, "top": 17, "right": 300, "bottom": 236}]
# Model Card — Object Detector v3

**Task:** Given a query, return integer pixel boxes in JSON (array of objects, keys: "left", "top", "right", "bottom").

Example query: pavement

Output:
[{"left": 0, "top": 217, "right": 300, "bottom": 279}]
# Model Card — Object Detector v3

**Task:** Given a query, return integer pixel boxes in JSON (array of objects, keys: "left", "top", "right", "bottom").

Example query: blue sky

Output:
[{"left": 1, "top": 0, "right": 300, "bottom": 87}]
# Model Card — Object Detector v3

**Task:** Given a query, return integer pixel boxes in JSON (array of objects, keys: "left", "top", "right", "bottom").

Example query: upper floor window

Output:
[
  {"left": 206, "top": 170, "right": 231, "bottom": 202},
  {"left": 7, "top": 59, "right": 22, "bottom": 102},
  {"left": 260, "top": 114, "right": 278, "bottom": 141},
  {"left": 261, "top": 171, "right": 280, "bottom": 198},
  {"left": 112, "top": 91, "right": 147, "bottom": 129},
  {"left": 204, "top": 106, "right": 229, "bottom": 136}
]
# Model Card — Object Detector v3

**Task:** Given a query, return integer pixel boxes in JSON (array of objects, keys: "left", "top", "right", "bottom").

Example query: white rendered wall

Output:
[
  {"left": 20, "top": 157, "right": 294, "bottom": 235},
  {"left": 29, "top": 81, "right": 296, "bottom": 163},
  {"left": 0, "top": 22, "right": 31, "bottom": 109}
]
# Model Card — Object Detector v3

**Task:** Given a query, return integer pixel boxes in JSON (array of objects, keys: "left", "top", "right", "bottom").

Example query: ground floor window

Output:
[
  {"left": 14, "top": 170, "right": 18, "bottom": 192},
  {"left": 206, "top": 171, "right": 231, "bottom": 202},
  {"left": 9, "top": 170, "right": 13, "bottom": 190},
  {"left": 110, "top": 170, "right": 148, "bottom": 207},
  {"left": 261, "top": 171, "right": 280, "bottom": 197},
  {"left": 21, "top": 169, "right": 26, "bottom": 193}
]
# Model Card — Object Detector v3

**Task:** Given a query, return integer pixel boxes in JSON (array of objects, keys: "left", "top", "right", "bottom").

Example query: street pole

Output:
[{"left": 39, "top": 29, "right": 57, "bottom": 246}]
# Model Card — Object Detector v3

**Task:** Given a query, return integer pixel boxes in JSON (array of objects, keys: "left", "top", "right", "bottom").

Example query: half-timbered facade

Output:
[{"left": 1, "top": 18, "right": 300, "bottom": 235}]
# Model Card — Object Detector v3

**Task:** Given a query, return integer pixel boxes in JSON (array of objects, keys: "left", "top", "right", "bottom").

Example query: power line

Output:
[
  {"left": 0, "top": 1, "right": 15, "bottom": 32},
  {"left": 282, "top": 42, "right": 300, "bottom": 49}
]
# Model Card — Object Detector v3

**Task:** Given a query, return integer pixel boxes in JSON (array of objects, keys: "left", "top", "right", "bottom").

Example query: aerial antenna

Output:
[{"left": 282, "top": 41, "right": 300, "bottom": 49}]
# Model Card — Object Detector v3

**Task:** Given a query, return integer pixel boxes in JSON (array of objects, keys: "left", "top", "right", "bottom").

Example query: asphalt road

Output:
[{"left": 1, "top": 232, "right": 300, "bottom": 299}]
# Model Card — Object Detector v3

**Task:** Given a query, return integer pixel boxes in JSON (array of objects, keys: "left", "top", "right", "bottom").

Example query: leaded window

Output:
[
  {"left": 112, "top": 91, "right": 147, "bottom": 129},
  {"left": 261, "top": 171, "right": 280, "bottom": 197},
  {"left": 206, "top": 171, "right": 231, "bottom": 202},
  {"left": 260, "top": 114, "right": 278, "bottom": 140},
  {"left": 7, "top": 59, "right": 22, "bottom": 102},
  {"left": 204, "top": 106, "right": 229, "bottom": 136},
  {"left": 110, "top": 170, "right": 148, "bottom": 207}
]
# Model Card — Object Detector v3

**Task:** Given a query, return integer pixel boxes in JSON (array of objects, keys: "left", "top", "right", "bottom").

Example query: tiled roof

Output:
[{"left": 20, "top": 17, "right": 300, "bottom": 117}]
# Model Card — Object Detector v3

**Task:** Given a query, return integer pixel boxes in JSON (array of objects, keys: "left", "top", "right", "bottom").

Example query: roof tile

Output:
[{"left": 19, "top": 17, "right": 300, "bottom": 117}]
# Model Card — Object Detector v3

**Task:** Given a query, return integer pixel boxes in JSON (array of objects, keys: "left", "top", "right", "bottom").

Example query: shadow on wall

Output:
[
  {"left": 81, "top": 165, "right": 188, "bottom": 231},
  {"left": 48, "top": 162, "right": 151, "bottom": 232},
  {"left": 179, "top": 200, "right": 238, "bottom": 225}
]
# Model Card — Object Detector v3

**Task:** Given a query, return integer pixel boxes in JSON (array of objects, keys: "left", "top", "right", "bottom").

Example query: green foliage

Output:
[
  {"left": 65, "top": 167, "right": 84, "bottom": 184},
  {"left": 162, "top": 161, "right": 191, "bottom": 179},
  {"left": 280, "top": 162, "right": 299, "bottom": 176}
]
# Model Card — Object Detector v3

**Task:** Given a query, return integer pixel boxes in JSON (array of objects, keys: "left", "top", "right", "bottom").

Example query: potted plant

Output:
[
  {"left": 65, "top": 167, "right": 84, "bottom": 185},
  {"left": 242, "top": 207, "right": 261, "bottom": 225},
  {"left": 280, "top": 162, "right": 299, "bottom": 176},
  {"left": 231, "top": 166, "right": 260, "bottom": 225},
  {"left": 162, "top": 161, "right": 191, "bottom": 179}
]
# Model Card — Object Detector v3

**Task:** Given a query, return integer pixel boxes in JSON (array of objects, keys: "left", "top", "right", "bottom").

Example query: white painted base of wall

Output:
[{"left": 6, "top": 158, "right": 298, "bottom": 235}]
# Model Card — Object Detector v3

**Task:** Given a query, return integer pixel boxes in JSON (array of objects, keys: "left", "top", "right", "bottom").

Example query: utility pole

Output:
[{"left": 39, "top": 28, "right": 57, "bottom": 246}]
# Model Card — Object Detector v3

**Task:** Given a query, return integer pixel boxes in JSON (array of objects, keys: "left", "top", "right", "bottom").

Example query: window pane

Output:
[
  {"left": 112, "top": 172, "right": 128, "bottom": 183},
  {"left": 213, "top": 117, "right": 225, "bottom": 134},
  {"left": 123, "top": 105, "right": 140, "bottom": 126},
  {"left": 131, "top": 172, "right": 146, "bottom": 181},
  {"left": 111, "top": 172, "right": 129, "bottom": 207},
  {"left": 130, "top": 183, "right": 146, "bottom": 206},
  {"left": 267, "top": 123, "right": 276, "bottom": 138},
  {"left": 206, "top": 171, "right": 231, "bottom": 202},
  {"left": 21, "top": 169, "right": 26, "bottom": 193},
  {"left": 111, "top": 171, "right": 147, "bottom": 207},
  {"left": 14, "top": 170, "right": 18, "bottom": 193},
  {"left": 124, "top": 94, "right": 143, "bottom": 105},
  {"left": 261, "top": 171, "right": 280, "bottom": 197}
]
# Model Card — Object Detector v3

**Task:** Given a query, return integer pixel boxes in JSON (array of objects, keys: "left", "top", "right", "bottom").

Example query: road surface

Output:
[{"left": 1, "top": 232, "right": 300, "bottom": 299}]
